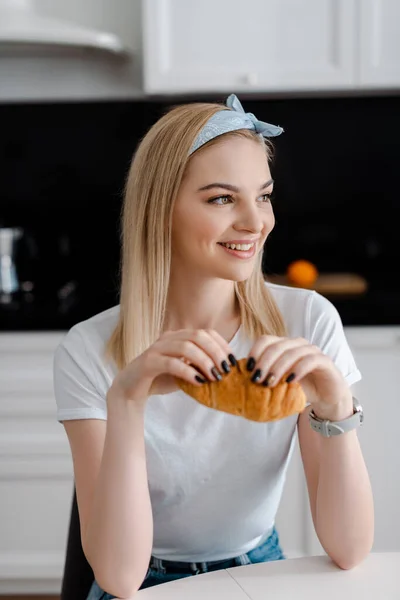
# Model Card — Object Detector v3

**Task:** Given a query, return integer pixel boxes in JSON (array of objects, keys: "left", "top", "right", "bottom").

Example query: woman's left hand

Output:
[{"left": 247, "top": 335, "right": 354, "bottom": 421}]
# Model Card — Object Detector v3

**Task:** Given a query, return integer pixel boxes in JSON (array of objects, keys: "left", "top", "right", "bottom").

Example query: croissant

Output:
[{"left": 176, "top": 358, "right": 306, "bottom": 422}]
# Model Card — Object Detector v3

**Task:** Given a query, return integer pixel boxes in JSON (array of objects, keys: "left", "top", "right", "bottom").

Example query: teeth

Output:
[{"left": 221, "top": 242, "right": 254, "bottom": 251}]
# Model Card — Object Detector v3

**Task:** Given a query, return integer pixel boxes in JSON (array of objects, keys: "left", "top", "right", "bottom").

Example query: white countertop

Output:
[{"left": 135, "top": 552, "right": 400, "bottom": 599}]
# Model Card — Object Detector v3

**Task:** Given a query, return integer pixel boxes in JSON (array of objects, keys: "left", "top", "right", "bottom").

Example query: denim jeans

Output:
[{"left": 86, "top": 527, "right": 285, "bottom": 599}]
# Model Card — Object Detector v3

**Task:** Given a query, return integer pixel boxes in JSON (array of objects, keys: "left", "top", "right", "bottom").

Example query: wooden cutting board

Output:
[{"left": 266, "top": 272, "right": 368, "bottom": 296}]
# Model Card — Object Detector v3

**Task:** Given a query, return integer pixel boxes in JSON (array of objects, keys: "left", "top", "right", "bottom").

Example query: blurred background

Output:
[{"left": 0, "top": 1, "right": 399, "bottom": 597}]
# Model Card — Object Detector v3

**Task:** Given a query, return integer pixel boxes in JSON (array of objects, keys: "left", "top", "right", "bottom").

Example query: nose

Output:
[{"left": 233, "top": 201, "right": 265, "bottom": 235}]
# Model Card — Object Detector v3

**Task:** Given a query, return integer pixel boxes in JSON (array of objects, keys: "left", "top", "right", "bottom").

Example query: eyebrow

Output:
[{"left": 197, "top": 179, "right": 274, "bottom": 193}]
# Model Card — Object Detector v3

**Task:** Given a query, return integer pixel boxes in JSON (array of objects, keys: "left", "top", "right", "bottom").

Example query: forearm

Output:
[
  {"left": 84, "top": 396, "right": 153, "bottom": 598},
  {"left": 316, "top": 428, "right": 374, "bottom": 569}
]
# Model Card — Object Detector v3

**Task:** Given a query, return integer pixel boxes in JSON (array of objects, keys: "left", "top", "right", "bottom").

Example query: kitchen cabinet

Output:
[
  {"left": 276, "top": 325, "right": 400, "bottom": 558},
  {"left": 2, "top": 0, "right": 400, "bottom": 102},
  {"left": 341, "top": 327, "right": 400, "bottom": 552},
  {"left": 0, "top": 333, "right": 73, "bottom": 595},
  {"left": 143, "top": 0, "right": 400, "bottom": 95},
  {"left": 0, "top": 326, "right": 399, "bottom": 593},
  {"left": 359, "top": 0, "right": 400, "bottom": 86},
  {"left": 143, "top": 0, "right": 357, "bottom": 94}
]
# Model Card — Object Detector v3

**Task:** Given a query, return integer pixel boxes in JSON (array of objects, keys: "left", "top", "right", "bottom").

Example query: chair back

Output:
[{"left": 61, "top": 488, "right": 94, "bottom": 600}]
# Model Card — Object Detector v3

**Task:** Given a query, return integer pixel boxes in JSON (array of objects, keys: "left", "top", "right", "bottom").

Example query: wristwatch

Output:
[{"left": 308, "top": 397, "right": 364, "bottom": 437}]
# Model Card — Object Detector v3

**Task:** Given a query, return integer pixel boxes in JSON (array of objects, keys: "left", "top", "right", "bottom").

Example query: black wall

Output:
[{"left": 1, "top": 93, "right": 399, "bottom": 329}]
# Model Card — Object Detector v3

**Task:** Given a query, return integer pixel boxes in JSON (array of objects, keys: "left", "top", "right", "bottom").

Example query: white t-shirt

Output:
[{"left": 53, "top": 283, "right": 361, "bottom": 562}]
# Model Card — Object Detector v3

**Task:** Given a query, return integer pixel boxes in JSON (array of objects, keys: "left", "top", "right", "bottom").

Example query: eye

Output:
[
  {"left": 207, "top": 195, "right": 233, "bottom": 205},
  {"left": 207, "top": 192, "right": 274, "bottom": 206},
  {"left": 260, "top": 192, "right": 274, "bottom": 203}
]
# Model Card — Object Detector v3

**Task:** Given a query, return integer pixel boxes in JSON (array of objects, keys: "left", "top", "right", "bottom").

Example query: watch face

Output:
[{"left": 353, "top": 399, "right": 364, "bottom": 424}]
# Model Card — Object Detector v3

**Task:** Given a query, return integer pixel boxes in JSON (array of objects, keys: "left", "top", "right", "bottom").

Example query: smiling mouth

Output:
[
  {"left": 217, "top": 242, "right": 257, "bottom": 259},
  {"left": 218, "top": 242, "right": 255, "bottom": 251}
]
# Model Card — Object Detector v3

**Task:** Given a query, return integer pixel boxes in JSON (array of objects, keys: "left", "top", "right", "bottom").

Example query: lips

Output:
[
  {"left": 219, "top": 240, "right": 259, "bottom": 245},
  {"left": 218, "top": 242, "right": 257, "bottom": 259},
  {"left": 219, "top": 242, "right": 255, "bottom": 250}
]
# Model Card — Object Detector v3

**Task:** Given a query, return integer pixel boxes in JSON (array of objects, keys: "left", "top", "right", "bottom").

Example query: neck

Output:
[{"left": 164, "top": 272, "right": 241, "bottom": 342}]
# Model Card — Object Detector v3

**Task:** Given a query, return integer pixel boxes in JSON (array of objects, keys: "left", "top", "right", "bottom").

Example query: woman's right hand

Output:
[{"left": 107, "top": 329, "right": 237, "bottom": 407}]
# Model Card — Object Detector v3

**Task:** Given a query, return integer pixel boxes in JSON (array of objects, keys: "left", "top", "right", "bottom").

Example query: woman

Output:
[{"left": 54, "top": 95, "right": 374, "bottom": 599}]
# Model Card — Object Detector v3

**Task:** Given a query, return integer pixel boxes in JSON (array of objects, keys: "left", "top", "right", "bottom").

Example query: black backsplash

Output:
[{"left": 1, "top": 93, "right": 399, "bottom": 331}]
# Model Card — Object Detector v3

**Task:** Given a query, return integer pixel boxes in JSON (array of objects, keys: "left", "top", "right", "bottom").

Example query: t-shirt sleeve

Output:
[
  {"left": 53, "top": 326, "right": 107, "bottom": 423},
  {"left": 307, "top": 291, "right": 362, "bottom": 387}
]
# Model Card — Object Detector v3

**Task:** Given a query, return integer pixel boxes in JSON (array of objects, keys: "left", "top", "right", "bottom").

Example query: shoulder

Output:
[
  {"left": 265, "top": 280, "right": 315, "bottom": 306},
  {"left": 265, "top": 281, "right": 344, "bottom": 341},
  {"left": 54, "top": 304, "right": 120, "bottom": 376},
  {"left": 53, "top": 306, "right": 120, "bottom": 421},
  {"left": 265, "top": 281, "right": 318, "bottom": 340},
  {"left": 265, "top": 282, "right": 361, "bottom": 385}
]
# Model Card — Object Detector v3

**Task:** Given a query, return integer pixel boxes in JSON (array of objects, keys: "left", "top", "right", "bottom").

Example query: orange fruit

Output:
[{"left": 286, "top": 259, "right": 319, "bottom": 288}]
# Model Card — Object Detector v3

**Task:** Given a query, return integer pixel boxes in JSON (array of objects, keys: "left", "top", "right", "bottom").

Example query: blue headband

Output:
[{"left": 189, "top": 93, "right": 283, "bottom": 155}]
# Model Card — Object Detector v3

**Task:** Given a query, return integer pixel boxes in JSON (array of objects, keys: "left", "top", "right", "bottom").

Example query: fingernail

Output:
[
  {"left": 246, "top": 357, "right": 256, "bottom": 371},
  {"left": 286, "top": 373, "right": 296, "bottom": 383},
  {"left": 211, "top": 367, "right": 222, "bottom": 381},
  {"left": 251, "top": 369, "right": 262, "bottom": 383},
  {"left": 228, "top": 353, "right": 237, "bottom": 367},
  {"left": 221, "top": 360, "right": 231, "bottom": 374},
  {"left": 263, "top": 373, "right": 276, "bottom": 387},
  {"left": 195, "top": 375, "right": 207, "bottom": 384}
]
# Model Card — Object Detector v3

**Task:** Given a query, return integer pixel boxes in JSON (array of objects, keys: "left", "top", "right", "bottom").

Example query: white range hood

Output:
[{"left": 0, "top": 0, "right": 126, "bottom": 54}]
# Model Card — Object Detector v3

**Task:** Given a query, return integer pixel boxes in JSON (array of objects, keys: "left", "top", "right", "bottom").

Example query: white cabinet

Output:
[
  {"left": 2, "top": 0, "right": 400, "bottom": 101},
  {"left": 0, "top": 333, "right": 73, "bottom": 595},
  {"left": 344, "top": 326, "right": 400, "bottom": 552},
  {"left": 143, "top": 0, "right": 400, "bottom": 94},
  {"left": 359, "top": 0, "right": 400, "bottom": 86},
  {"left": 143, "top": 0, "right": 357, "bottom": 94},
  {"left": 276, "top": 326, "right": 400, "bottom": 559}
]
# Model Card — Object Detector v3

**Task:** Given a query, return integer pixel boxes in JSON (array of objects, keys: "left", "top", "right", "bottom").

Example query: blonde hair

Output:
[{"left": 106, "top": 101, "right": 287, "bottom": 370}]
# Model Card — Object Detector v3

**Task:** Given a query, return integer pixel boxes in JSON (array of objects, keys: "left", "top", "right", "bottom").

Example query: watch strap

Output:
[{"left": 308, "top": 398, "right": 363, "bottom": 437}]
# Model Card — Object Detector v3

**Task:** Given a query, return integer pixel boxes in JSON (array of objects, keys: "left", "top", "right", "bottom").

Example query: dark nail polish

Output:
[
  {"left": 211, "top": 366, "right": 222, "bottom": 381},
  {"left": 228, "top": 353, "right": 237, "bottom": 367},
  {"left": 246, "top": 357, "right": 256, "bottom": 371},
  {"left": 286, "top": 373, "right": 296, "bottom": 383},
  {"left": 251, "top": 368, "right": 262, "bottom": 383},
  {"left": 221, "top": 360, "right": 230, "bottom": 374},
  {"left": 195, "top": 375, "right": 207, "bottom": 384},
  {"left": 263, "top": 373, "right": 276, "bottom": 387}
]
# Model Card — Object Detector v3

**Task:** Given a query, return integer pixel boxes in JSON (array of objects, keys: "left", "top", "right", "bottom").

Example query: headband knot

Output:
[
  {"left": 190, "top": 93, "right": 283, "bottom": 155},
  {"left": 225, "top": 93, "right": 283, "bottom": 137}
]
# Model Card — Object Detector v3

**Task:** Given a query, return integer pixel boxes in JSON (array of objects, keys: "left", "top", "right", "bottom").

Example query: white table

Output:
[{"left": 135, "top": 552, "right": 400, "bottom": 599}]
